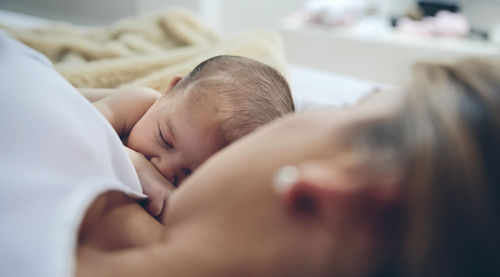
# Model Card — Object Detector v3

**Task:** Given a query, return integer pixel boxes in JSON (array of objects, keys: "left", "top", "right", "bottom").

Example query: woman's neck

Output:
[
  {"left": 78, "top": 232, "right": 317, "bottom": 277},
  {"left": 76, "top": 192, "right": 317, "bottom": 277},
  {"left": 76, "top": 192, "right": 344, "bottom": 277}
]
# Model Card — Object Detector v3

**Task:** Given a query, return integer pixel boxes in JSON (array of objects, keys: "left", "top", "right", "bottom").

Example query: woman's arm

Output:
[{"left": 91, "top": 86, "right": 161, "bottom": 137}]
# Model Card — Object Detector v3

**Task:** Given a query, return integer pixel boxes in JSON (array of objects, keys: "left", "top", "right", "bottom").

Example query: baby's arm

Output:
[
  {"left": 85, "top": 86, "right": 160, "bottom": 137},
  {"left": 83, "top": 87, "right": 173, "bottom": 217}
]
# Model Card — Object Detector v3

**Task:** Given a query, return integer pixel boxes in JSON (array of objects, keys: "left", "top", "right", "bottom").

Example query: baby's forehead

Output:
[
  {"left": 178, "top": 94, "right": 232, "bottom": 150},
  {"left": 180, "top": 78, "right": 239, "bottom": 112},
  {"left": 175, "top": 88, "right": 230, "bottom": 144}
]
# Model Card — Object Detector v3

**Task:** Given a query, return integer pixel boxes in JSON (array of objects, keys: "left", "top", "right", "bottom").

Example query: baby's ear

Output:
[{"left": 165, "top": 76, "right": 183, "bottom": 94}]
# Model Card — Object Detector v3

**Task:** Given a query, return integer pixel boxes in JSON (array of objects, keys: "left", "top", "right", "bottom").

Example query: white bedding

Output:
[{"left": 0, "top": 9, "right": 381, "bottom": 111}]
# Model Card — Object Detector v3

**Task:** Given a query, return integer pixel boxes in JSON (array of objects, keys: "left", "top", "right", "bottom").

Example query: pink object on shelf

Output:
[
  {"left": 293, "top": 0, "right": 370, "bottom": 27},
  {"left": 397, "top": 11, "right": 470, "bottom": 38}
]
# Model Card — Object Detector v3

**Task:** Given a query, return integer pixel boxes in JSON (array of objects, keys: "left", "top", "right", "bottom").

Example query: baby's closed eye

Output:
[{"left": 158, "top": 124, "right": 174, "bottom": 152}]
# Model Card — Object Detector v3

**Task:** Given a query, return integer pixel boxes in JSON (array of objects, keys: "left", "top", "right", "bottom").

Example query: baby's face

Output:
[{"left": 127, "top": 93, "right": 221, "bottom": 186}]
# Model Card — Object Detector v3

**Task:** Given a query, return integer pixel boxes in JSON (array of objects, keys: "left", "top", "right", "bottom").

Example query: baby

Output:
[{"left": 82, "top": 55, "right": 294, "bottom": 216}]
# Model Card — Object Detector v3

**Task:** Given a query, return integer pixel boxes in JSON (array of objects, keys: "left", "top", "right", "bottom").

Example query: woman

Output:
[
  {"left": 76, "top": 58, "right": 500, "bottom": 276},
  {"left": 1, "top": 30, "right": 499, "bottom": 276}
]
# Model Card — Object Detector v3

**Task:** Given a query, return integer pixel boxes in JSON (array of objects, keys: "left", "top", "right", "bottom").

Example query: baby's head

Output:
[{"left": 128, "top": 55, "right": 294, "bottom": 186}]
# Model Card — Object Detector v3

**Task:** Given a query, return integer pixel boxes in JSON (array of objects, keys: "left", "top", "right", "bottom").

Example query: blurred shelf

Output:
[{"left": 280, "top": 16, "right": 500, "bottom": 85}]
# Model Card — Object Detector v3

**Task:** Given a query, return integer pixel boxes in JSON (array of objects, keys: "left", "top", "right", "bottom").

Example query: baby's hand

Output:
[{"left": 125, "top": 147, "right": 175, "bottom": 218}]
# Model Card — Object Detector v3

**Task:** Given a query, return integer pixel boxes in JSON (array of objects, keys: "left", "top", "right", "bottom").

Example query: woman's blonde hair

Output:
[{"left": 342, "top": 58, "right": 500, "bottom": 276}]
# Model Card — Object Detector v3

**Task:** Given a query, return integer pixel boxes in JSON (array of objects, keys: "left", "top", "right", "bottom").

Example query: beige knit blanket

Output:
[{"left": 2, "top": 8, "right": 287, "bottom": 92}]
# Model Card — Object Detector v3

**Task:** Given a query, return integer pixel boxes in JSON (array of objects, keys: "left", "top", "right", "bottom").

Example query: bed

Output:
[{"left": 0, "top": 8, "right": 380, "bottom": 111}]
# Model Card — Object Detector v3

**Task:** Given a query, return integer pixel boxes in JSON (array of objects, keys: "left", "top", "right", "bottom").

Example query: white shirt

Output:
[{"left": 0, "top": 32, "right": 145, "bottom": 277}]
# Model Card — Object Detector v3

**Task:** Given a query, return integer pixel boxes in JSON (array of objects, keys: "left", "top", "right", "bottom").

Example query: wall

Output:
[
  {"left": 208, "top": 0, "right": 304, "bottom": 33},
  {"left": 133, "top": 0, "right": 305, "bottom": 34},
  {"left": 0, "top": 0, "right": 303, "bottom": 31},
  {"left": 462, "top": 0, "right": 500, "bottom": 32},
  {"left": 0, "top": 0, "right": 135, "bottom": 25},
  {"left": 2, "top": 0, "right": 499, "bottom": 32}
]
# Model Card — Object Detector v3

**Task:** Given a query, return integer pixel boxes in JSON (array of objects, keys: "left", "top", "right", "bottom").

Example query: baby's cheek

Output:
[{"left": 126, "top": 128, "right": 144, "bottom": 151}]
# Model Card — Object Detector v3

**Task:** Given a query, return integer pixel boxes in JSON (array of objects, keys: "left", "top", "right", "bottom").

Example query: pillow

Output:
[{"left": 289, "top": 64, "right": 389, "bottom": 111}]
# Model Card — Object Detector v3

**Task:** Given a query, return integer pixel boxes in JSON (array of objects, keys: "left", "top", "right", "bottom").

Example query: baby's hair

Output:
[{"left": 173, "top": 55, "right": 294, "bottom": 147}]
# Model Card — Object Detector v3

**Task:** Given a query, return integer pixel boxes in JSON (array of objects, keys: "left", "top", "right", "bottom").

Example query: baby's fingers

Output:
[
  {"left": 141, "top": 180, "right": 168, "bottom": 217},
  {"left": 145, "top": 194, "right": 166, "bottom": 217}
]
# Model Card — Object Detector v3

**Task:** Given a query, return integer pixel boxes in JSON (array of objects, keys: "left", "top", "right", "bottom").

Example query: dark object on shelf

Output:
[
  {"left": 469, "top": 28, "right": 490, "bottom": 41},
  {"left": 390, "top": 16, "right": 399, "bottom": 27},
  {"left": 417, "top": 0, "right": 460, "bottom": 16}
]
